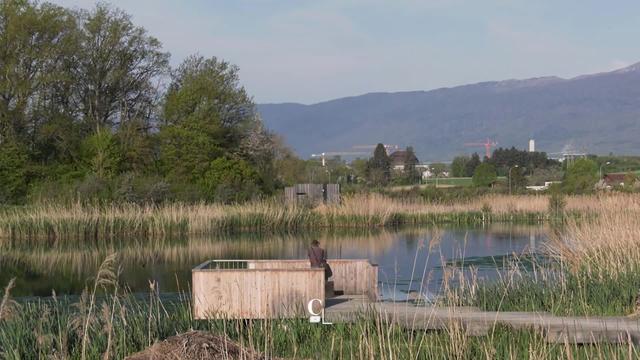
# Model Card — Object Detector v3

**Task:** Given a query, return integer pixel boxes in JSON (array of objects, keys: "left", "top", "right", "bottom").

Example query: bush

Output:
[
  {"left": 0, "top": 140, "right": 29, "bottom": 203},
  {"left": 201, "top": 157, "right": 260, "bottom": 203},
  {"left": 472, "top": 163, "right": 497, "bottom": 187},
  {"left": 562, "top": 158, "right": 599, "bottom": 194}
]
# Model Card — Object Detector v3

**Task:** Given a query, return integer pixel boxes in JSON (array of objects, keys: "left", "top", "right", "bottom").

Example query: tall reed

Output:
[{"left": 2, "top": 193, "right": 623, "bottom": 244}]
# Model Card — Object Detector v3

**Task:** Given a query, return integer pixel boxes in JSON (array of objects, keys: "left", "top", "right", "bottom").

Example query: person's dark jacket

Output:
[{"left": 308, "top": 245, "right": 326, "bottom": 268}]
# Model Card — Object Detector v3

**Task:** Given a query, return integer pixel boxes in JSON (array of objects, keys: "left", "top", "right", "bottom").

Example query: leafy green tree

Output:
[
  {"left": 75, "top": 3, "right": 169, "bottom": 130},
  {"left": 80, "top": 129, "right": 123, "bottom": 179},
  {"left": 0, "top": 0, "right": 77, "bottom": 142},
  {"left": 509, "top": 166, "right": 527, "bottom": 192},
  {"left": 116, "top": 118, "right": 155, "bottom": 174},
  {"left": 465, "top": 153, "right": 481, "bottom": 177},
  {"left": 163, "top": 55, "right": 253, "bottom": 149},
  {"left": 158, "top": 126, "right": 222, "bottom": 183},
  {"left": 529, "top": 166, "right": 564, "bottom": 186},
  {"left": 472, "top": 163, "right": 497, "bottom": 187},
  {"left": 451, "top": 156, "right": 468, "bottom": 177},
  {"left": 562, "top": 158, "right": 599, "bottom": 194},
  {"left": 0, "top": 140, "right": 29, "bottom": 203},
  {"left": 350, "top": 158, "right": 369, "bottom": 183},
  {"left": 159, "top": 55, "right": 265, "bottom": 193},
  {"left": 367, "top": 143, "right": 391, "bottom": 186},
  {"left": 403, "top": 146, "right": 420, "bottom": 184},
  {"left": 201, "top": 157, "right": 259, "bottom": 203}
]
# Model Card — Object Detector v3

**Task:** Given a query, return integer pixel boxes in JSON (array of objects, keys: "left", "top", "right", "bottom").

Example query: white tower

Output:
[{"left": 528, "top": 139, "right": 535, "bottom": 152}]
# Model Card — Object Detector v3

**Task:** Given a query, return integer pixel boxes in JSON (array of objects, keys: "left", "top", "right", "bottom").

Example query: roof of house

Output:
[
  {"left": 389, "top": 150, "right": 419, "bottom": 166},
  {"left": 604, "top": 173, "right": 627, "bottom": 184}
]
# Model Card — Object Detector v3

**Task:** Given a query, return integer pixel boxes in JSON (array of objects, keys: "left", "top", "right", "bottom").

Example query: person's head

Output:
[{"left": 311, "top": 240, "right": 320, "bottom": 247}]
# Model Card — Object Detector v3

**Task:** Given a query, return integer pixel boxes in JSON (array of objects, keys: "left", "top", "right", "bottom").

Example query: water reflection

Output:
[{"left": 0, "top": 224, "right": 547, "bottom": 298}]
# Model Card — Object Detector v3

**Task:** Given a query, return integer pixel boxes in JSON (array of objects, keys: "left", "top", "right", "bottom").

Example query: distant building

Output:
[
  {"left": 284, "top": 184, "right": 340, "bottom": 205},
  {"left": 421, "top": 167, "right": 449, "bottom": 179},
  {"left": 389, "top": 150, "right": 419, "bottom": 170},
  {"left": 528, "top": 139, "right": 535, "bottom": 152},
  {"left": 526, "top": 181, "right": 561, "bottom": 192},
  {"left": 603, "top": 173, "right": 627, "bottom": 187}
]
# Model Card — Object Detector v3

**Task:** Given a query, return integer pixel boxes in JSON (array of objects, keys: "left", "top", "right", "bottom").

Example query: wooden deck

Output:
[{"left": 324, "top": 295, "right": 640, "bottom": 344}]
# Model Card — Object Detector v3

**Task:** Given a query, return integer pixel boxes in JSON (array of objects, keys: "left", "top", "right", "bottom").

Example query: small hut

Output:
[
  {"left": 284, "top": 184, "right": 340, "bottom": 205},
  {"left": 192, "top": 259, "right": 378, "bottom": 319}
]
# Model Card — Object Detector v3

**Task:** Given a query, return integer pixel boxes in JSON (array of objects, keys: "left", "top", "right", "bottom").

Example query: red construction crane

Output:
[{"left": 464, "top": 139, "right": 498, "bottom": 158}]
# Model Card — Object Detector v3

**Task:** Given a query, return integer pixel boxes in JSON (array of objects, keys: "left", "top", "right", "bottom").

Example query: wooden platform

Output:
[{"left": 324, "top": 295, "right": 640, "bottom": 344}]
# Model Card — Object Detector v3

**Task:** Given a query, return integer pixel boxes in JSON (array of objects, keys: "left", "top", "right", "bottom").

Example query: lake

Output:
[{"left": 0, "top": 224, "right": 547, "bottom": 300}]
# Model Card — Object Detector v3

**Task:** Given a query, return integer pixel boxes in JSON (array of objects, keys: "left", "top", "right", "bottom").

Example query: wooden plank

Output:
[
  {"left": 193, "top": 267, "right": 325, "bottom": 319},
  {"left": 324, "top": 296, "right": 640, "bottom": 345},
  {"left": 193, "top": 259, "right": 377, "bottom": 319}
]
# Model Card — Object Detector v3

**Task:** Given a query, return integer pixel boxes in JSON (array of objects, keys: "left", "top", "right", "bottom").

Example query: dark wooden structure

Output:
[{"left": 284, "top": 183, "right": 340, "bottom": 205}]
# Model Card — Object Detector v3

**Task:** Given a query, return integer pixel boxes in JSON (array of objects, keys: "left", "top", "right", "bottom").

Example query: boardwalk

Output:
[{"left": 325, "top": 295, "right": 640, "bottom": 344}]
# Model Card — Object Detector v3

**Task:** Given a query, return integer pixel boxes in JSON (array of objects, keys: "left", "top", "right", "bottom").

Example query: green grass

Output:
[
  {"left": 2, "top": 251, "right": 640, "bottom": 358},
  {"left": 1, "top": 293, "right": 637, "bottom": 359},
  {"left": 468, "top": 261, "right": 640, "bottom": 317}
]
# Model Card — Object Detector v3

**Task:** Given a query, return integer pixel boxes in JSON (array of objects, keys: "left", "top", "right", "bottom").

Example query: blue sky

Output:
[{"left": 52, "top": 0, "right": 640, "bottom": 104}]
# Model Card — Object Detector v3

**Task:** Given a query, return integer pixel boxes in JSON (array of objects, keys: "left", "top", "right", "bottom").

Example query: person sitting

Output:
[{"left": 308, "top": 240, "right": 332, "bottom": 280}]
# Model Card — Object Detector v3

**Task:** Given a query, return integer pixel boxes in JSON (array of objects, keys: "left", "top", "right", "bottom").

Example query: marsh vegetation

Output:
[{"left": 1, "top": 194, "right": 640, "bottom": 358}]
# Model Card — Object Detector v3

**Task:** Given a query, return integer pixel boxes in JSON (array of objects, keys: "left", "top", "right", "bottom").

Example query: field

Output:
[{"left": 421, "top": 177, "right": 473, "bottom": 187}]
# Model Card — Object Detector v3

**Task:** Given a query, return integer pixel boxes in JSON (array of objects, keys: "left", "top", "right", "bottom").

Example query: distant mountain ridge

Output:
[{"left": 258, "top": 63, "right": 640, "bottom": 161}]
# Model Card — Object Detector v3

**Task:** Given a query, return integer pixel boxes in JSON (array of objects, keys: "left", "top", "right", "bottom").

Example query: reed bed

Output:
[
  {"left": 1, "top": 258, "right": 637, "bottom": 359},
  {"left": 2, "top": 193, "right": 624, "bottom": 244},
  {"left": 467, "top": 194, "right": 640, "bottom": 317},
  {"left": 3, "top": 196, "right": 640, "bottom": 357}
]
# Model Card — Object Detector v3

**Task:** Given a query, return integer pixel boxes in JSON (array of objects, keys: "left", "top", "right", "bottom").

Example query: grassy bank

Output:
[
  {"left": 466, "top": 197, "right": 640, "bottom": 317},
  {"left": 0, "top": 193, "right": 619, "bottom": 244},
  {"left": 0, "top": 280, "right": 636, "bottom": 359}
]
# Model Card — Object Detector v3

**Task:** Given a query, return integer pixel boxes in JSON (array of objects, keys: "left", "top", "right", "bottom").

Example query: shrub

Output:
[
  {"left": 201, "top": 156, "right": 260, "bottom": 203},
  {"left": 472, "top": 163, "right": 497, "bottom": 187}
]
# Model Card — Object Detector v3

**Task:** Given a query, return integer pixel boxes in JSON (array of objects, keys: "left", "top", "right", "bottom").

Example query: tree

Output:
[
  {"left": 509, "top": 166, "right": 527, "bottom": 192},
  {"left": 0, "top": 0, "right": 78, "bottom": 143},
  {"left": 75, "top": 3, "right": 169, "bottom": 130},
  {"left": 367, "top": 143, "right": 391, "bottom": 186},
  {"left": 80, "top": 129, "right": 123, "bottom": 179},
  {"left": 465, "top": 153, "right": 481, "bottom": 177},
  {"left": 0, "top": 140, "right": 29, "bottom": 203},
  {"left": 562, "top": 158, "right": 598, "bottom": 194},
  {"left": 158, "top": 126, "right": 222, "bottom": 183},
  {"left": 160, "top": 55, "right": 262, "bottom": 193},
  {"left": 451, "top": 156, "right": 468, "bottom": 177},
  {"left": 489, "top": 147, "right": 558, "bottom": 176},
  {"left": 163, "top": 55, "right": 254, "bottom": 149},
  {"left": 472, "top": 163, "right": 497, "bottom": 187},
  {"left": 350, "top": 158, "right": 369, "bottom": 183},
  {"left": 201, "top": 157, "right": 259, "bottom": 203},
  {"left": 403, "top": 146, "right": 420, "bottom": 184}
]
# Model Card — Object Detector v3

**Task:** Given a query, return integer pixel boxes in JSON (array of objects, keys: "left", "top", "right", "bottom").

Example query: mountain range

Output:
[{"left": 258, "top": 63, "right": 640, "bottom": 162}]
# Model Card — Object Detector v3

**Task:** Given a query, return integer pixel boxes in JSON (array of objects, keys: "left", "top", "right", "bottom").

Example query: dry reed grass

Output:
[{"left": 548, "top": 194, "right": 640, "bottom": 276}]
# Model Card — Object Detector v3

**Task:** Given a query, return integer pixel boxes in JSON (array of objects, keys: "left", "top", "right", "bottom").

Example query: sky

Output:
[{"left": 51, "top": 0, "right": 640, "bottom": 104}]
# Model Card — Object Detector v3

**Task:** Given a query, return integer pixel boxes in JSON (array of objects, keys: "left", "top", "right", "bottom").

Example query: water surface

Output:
[{"left": 0, "top": 224, "right": 547, "bottom": 300}]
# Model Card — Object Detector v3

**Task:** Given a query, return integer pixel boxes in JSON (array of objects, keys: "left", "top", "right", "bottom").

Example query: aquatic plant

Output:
[{"left": 0, "top": 193, "right": 621, "bottom": 244}]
